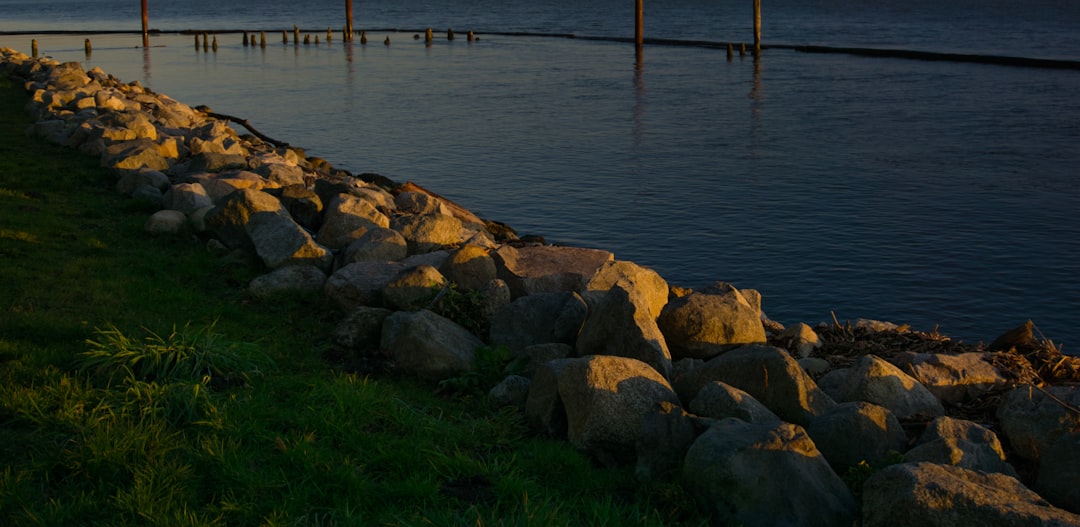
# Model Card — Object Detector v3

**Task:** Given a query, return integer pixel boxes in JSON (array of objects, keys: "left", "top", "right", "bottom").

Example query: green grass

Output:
[{"left": 0, "top": 75, "right": 705, "bottom": 526}]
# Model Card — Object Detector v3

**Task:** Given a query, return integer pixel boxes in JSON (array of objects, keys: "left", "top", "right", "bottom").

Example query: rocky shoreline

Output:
[{"left": 3, "top": 47, "right": 1079, "bottom": 526}]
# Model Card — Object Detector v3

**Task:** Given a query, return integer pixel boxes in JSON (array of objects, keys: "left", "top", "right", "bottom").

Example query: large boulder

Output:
[
  {"left": 688, "top": 381, "right": 781, "bottom": 424},
  {"left": 323, "top": 261, "right": 407, "bottom": 311},
  {"left": 330, "top": 306, "right": 394, "bottom": 355},
  {"left": 379, "top": 310, "right": 483, "bottom": 382},
  {"left": 554, "top": 355, "right": 680, "bottom": 458},
  {"left": 575, "top": 281, "right": 672, "bottom": 379},
  {"left": 904, "top": 415, "right": 1017, "bottom": 477},
  {"left": 163, "top": 182, "right": 213, "bottom": 215},
  {"left": 317, "top": 194, "right": 390, "bottom": 250},
  {"left": 1035, "top": 431, "right": 1080, "bottom": 514},
  {"left": 441, "top": 244, "right": 497, "bottom": 291},
  {"left": 382, "top": 265, "right": 447, "bottom": 311},
  {"left": 997, "top": 385, "right": 1080, "bottom": 462},
  {"left": 390, "top": 213, "right": 464, "bottom": 254},
  {"left": 488, "top": 292, "right": 588, "bottom": 352},
  {"left": 657, "top": 291, "right": 766, "bottom": 360},
  {"left": 829, "top": 354, "right": 945, "bottom": 421},
  {"left": 339, "top": 227, "right": 409, "bottom": 265},
  {"left": 862, "top": 462, "right": 1080, "bottom": 527},
  {"left": 100, "top": 138, "right": 169, "bottom": 171},
  {"left": 584, "top": 260, "right": 669, "bottom": 318},
  {"left": 674, "top": 345, "right": 835, "bottom": 426},
  {"left": 493, "top": 244, "right": 614, "bottom": 298},
  {"left": 890, "top": 351, "right": 1010, "bottom": 405},
  {"left": 805, "top": 401, "right": 908, "bottom": 473},
  {"left": 683, "top": 419, "right": 856, "bottom": 527},
  {"left": 204, "top": 188, "right": 286, "bottom": 250},
  {"left": 635, "top": 401, "right": 699, "bottom": 483}
]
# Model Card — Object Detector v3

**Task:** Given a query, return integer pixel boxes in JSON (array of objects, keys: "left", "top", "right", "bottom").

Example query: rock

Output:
[
  {"left": 162, "top": 182, "right": 212, "bottom": 215},
  {"left": 798, "top": 356, "right": 831, "bottom": 376},
  {"left": 575, "top": 281, "right": 673, "bottom": 379},
  {"left": 330, "top": 306, "right": 394, "bottom": 355},
  {"left": 247, "top": 264, "right": 327, "bottom": 299},
  {"left": 382, "top": 265, "right": 448, "bottom": 311},
  {"left": 394, "top": 190, "right": 448, "bottom": 215},
  {"left": 204, "top": 187, "right": 286, "bottom": 250},
  {"left": 688, "top": 381, "right": 781, "bottom": 424},
  {"left": 997, "top": 385, "right": 1080, "bottom": 462},
  {"left": 186, "top": 152, "right": 247, "bottom": 172},
  {"left": 635, "top": 401, "right": 698, "bottom": 482},
  {"left": 489, "top": 375, "right": 531, "bottom": 408},
  {"left": 340, "top": 227, "right": 409, "bottom": 265},
  {"left": 390, "top": 213, "right": 464, "bottom": 254},
  {"left": 441, "top": 244, "right": 497, "bottom": 291},
  {"left": 584, "top": 260, "right": 669, "bottom": 318},
  {"left": 989, "top": 319, "right": 1036, "bottom": 351},
  {"left": 556, "top": 355, "right": 680, "bottom": 459},
  {"left": 45, "top": 61, "right": 91, "bottom": 91},
  {"left": 116, "top": 168, "right": 169, "bottom": 195},
  {"left": 143, "top": 209, "right": 187, "bottom": 234},
  {"left": 904, "top": 416, "right": 1017, "bottom": 477},
  {"left": 101, "top": 138, "right": 169, "bottom": 171},
  {"left": 195, "top": 170, "right": 270, "bottom": 203},
  {"left": 275, "top": 184, "right": 323, "bottom": 232},
  {"left": 890, "top": 351, "right": 1010, "bottom": 405},
  {"left": 323, "top": 260, "right": 406, "bottom": 311},
  {"left": 488, "top": 292, "right": 588, "bottom": 352},
  {"left": 1035, "top": 431, "right": 1080, "bottom": 514},
  {"left": 674, "top": 344, "right": 835, "bottom": 426},
  {"left": 493, "top": 244, "right": 614, "bottom": 298},
  {"left": 246, "top": 211, "right": 333, "bottom": 271},
  {"left": 317, "top": 194, "right": 390, "bottom": 250},
  {"left": 657, "top": 291, "right": 766, "bottom": 360},
  {"left": 683, "top": 419, "right": 857, "bottom": 527},
  {"left": 524, "top": 358, "right": 575, "bottom": 438},
  {"left": 256, "top": 162, "right": 306, "bottom": 187},
  {"left": 805, "top": 401, "right": 908, "bottom": 473},
  {"left": 778, "top": 322, "right": 822, "bottom": 358},
  {"left": 862, "top": 462, "right": 1080, "bottom": 527},
  {"left": 832, "top": 354, "right": 945, "bottom": 421},
  {"left": 512, "top": 343, "right": 573, "bottom": 378},
  {"left": 380, "top": 309, "right": 483, "bottom": 382}
]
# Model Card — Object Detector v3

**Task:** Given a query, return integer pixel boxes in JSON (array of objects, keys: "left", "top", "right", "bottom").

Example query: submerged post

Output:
[
  {"left": 141, "top": 0, "right": 149, "bottom": 47},
  {"left": 635, "top": 0, "right": 643, "bottom": 53},
  {"left": 345, "top": 0, "right": 354, "bottom": 41},
  {"left": 31, "top": 39, "right": 38, "bottom": 58},
  {"left": 753, "top": 0, "right": 761, "bottom": 54}
]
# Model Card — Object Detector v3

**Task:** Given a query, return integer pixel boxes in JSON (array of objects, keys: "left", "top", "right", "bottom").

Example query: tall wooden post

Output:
[
  {"left": 141, "top": 0, "right": 149, "bottom": 48},
  {"left": 634, "top": 0, "right": 643, "bottom": 53},
  {"left": 345, "top": 0, "right": 354, "bottom": 41},
  {"left": 753, "top": 0, "right": 761, "bottom": 54}
]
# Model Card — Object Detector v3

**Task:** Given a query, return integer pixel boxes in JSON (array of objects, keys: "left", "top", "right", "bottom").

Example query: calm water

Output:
[{"left": 2, "top": 1, "right": 1078, "bottom": 350}]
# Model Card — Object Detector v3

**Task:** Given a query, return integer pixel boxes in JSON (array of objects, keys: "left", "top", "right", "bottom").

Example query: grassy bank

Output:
[{"left": 0, "top": 76, "right": 704, "bottom": 526}]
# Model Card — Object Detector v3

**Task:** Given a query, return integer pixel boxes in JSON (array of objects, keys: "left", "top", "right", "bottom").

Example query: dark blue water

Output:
[{"left": 2, "top": 1, "right": 1078, "bottom": 350}]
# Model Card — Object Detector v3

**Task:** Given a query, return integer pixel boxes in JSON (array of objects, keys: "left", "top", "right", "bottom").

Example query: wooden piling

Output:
[
  {"left": 194, "top": 33, "right": 199, "bottom": 49},
  {"left": 203, "top": 32, "right": 209, "bottom": 51},
  {"left": 467, "top": 30, "right": 475, "bottom": 42},
  {"left": 727, "top": 43, "right": 733, "bottom": 61},
  {"left": 346, "top": 0, "right": 354, "bottom": 41},
  {"left": 740, "top": 42, "right": 746, "bottom": 57},
  {"left": 304, "top": 34, "right": 311, "bottom": 45},
  {"left": 425, "top": 28, "right": 433, "bottom": 44},
  {"left": 360, "top": 31, "right": 367, "bottom": 45},
  {"left": 753, "top": 0, "right": 761, "bottom": 54},
  {"left": 243, "top": 32, "right": 249, "bottom": 46},
  {"left": 635, "top": 0, "right": 643, "bottom": 53},
  {"left": 31, "top": 39, "right": 37, "bottom": 58},
  {"left": 141, "top": 0, "right": 149, "bottom": 48},
  {"left": 260, "top": 31, "right": 267, "bottom": 48},
  {"left": 212, "top": 35, "right": 218, "bottom": 52},
  {"left": 84, "top": 38, "right": 91, "bottom": 56},
  {"left": 327, "top": 27, "right": 332, "bottom": 42},
  {"left": 293, "top": 25, "right": 300, "bottom": 45},
  {"left": 384, "top": 35, "right": 390, "bottom": 46},
  {"left": 447, "top": 28, "right": 455, "bottom": 41}
]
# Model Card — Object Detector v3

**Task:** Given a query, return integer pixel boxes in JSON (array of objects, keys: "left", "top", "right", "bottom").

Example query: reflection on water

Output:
[{"left": 3, "top": 32, "right": 1079, "bottom": 350}]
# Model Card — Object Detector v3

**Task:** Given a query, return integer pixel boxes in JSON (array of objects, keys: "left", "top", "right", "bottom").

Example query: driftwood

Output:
[{"left": 200, "top": 109, "right": 289, "bottom": 148}]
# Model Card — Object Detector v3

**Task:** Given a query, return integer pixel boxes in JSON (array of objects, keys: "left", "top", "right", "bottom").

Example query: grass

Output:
[{"left": 0, "top": 75, "right": 706, "bottom": 526}]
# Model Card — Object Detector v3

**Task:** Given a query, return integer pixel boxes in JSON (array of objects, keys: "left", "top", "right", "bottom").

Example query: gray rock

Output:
[
  {"left": 195, "top": 171, "right": 269, "bottom": 203},
  {"left": 657, "top": 291, "right": 766, "bottom": 360},
  {"left": 635, "top": 401, "right": 698, "bottom": 482},
  {"left": 316, "top": 194, "right": 389, "bottom": 250},
  {"left": 834, "top": 354, "right": 945, "bottom": 421},
  {"left": 340, "top": 227, "right": 409, "bottom": 265},
  {"left": 688, "top": 381, "right": 781, "bottom": 424},
  {"left": 674, "top": 344, "right": 835, "bottom": 426},
  {"left": 1035, "top": 431, "right": 1080, "bottom": 514},
  {"left": 584, "top": 260, "right": 669, "bottom": 319},
  {"left": 493, "top": 244, "right": 614, "bottom": 298},
  {"left": 862, "top": 462, "right": 1080, "bottom": 527},
  {"left": 683, "top": 418, "right": 856, "bottom": 527},
  {"left": 246, "top": 211, "right": 333, "bottom": 271},
  {"left": 997, "top": 385, "right": 1080, "bottom": 462},
  {"left": 323, "top": 260, "right": 406, "bottom": 311},
  {"left": 380, "top": 310, "right": 482, "bottom": 382},
  {"left": 247, "top": 264, "right": 327, "bottom": 299},
  {"left": 101, "top": 138, "right": 169, "bottom": 171},
  {"left": 489, "top": 292, "right": 588, "bottom": 352},
  {"left": 905, "top": 415, "right": 1017, "bottom": 477},
  {"left": 806, "top": 401, "right": 908, "bottom": 473},
  {"left": 394, "top": 191, "right": 447, "bottom": 215},
  {"left": 575, "top": 281, "right": 672, "bottom": 379},
  {"left": 890, "top": 351, "right": 1010, "bottom": 405},
  {"left": 524, "top": 358, "right": 576, "bottom": 438},
  {"left": 256, "top": 162, "right": 306, "bottom": 187},
  {"left": 489, "top": 375, "right": 532, "bottom": 408},
  {"left": 276, "top": 184, "right": 323, "bottom": 232},
  {"left": 382, "top": 265, "right": 448, "bottom": 311},
  {"left": 330, "top": 306, "right": 394, "bottom": 354},
  {"left": 441, "top": 244, "right": 497, "bottom": 291},
  {"left": 512, "top": 342, "right": 574, "bottom": 378},
  {"left": 116, "top": 168, "right": 170, "bottom": 195},
  {"left": 204, "top": 188, "right": 286, "bottom": 250},
  {"left": 556, "top": 355, "right": 680, "bottom": 458},
  {"left": 186, "top": 152, "right": 247, "bottom": 172},
  {"left": 390, "top": 213, "right": 464, "bottom": 254},
  {"left": 143, "top": 209, "right": 187, "bottom": 234},
  {"left": 778, "top": 322, "right": 822, "bottom": 358},
  {"left": 163, "top": 182, "right": 212, "bottom": 215}
]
